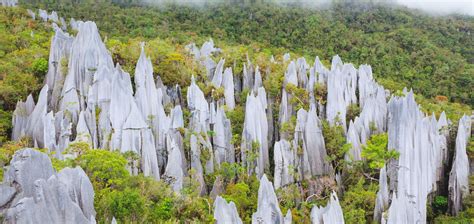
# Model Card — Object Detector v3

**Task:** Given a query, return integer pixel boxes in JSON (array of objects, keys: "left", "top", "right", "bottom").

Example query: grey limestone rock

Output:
[
  {"left": 163, "top": 138, "right": 185, "bottom": 192},
  {"left": 1, "top": 149, "right": 96, "bottom": 224},
  {"left": 273, "top": 139, "right": 295, "bottom": 189},
  {"left": 241, "top": 89, "right": 268, "bottom": 178},
  {"left": 374, "top": 166, "right": 389, "bottom": 222},
  {"left": 252, "top": 174, "right": 284, "bottom": 224},
  {"left": 1, "top": 0, "right": 17, "bottom": 6},
  {"left": 310, "top": 191, "right": 344, "bottom": 224},
  {"left": 213, "top": 196, "right": 243, "bottom": 224},
  {"left": 448, "top": 115, "right": 471, "bottom": 215},
  {"left": 385, "top": 91, "right": 449, "bottom": 223}
]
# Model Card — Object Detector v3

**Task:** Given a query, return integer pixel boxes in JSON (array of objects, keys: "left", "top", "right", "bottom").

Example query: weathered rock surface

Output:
[
  {"left": 448, "top": 115, "right": 471, "bottom": 215},
  {"left": 252, "top": 175, "right": 284, "bottom": 223},
  {"left": 213, "top": 196, "right": 243, "bottom": 224},
  {"left": 274, "top": 139, "right": 295, "bottom": 189},
  {"left": 374, "top": 166, "right": 389, "bottom": 222},
  {"left": 1, "top": 149, "right": 95, "bottom": 224},
  {"left": 241, "top": 88, "right": 269, "bottom": 178},
  {"left": 385, "top": 91, "right": 449, "bottom": 223},
  {"left": 310, "top": 191, "right": 344, "bottom": 224}
]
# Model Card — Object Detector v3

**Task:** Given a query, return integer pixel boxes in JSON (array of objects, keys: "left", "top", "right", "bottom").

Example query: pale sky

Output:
[{"left": 396, "top": 0, "right": 473, "bottom": 16}]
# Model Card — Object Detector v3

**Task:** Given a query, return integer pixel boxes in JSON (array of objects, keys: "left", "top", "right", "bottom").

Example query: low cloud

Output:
[
  {"left": 396, "top": 0, "right": 473, "bottom": 16},
  {"left": 139, "top": 0, "right": 473, "bottom": 16}
]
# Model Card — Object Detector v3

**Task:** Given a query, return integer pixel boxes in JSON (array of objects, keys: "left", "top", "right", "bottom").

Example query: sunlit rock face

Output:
[
  {"left": 25, "top": 85, "right": 49, "bottom": 148},
  {"left": 213, "top": 196, "right": 243, "bottom": 224},
  {"left": 384, "top": 91, "right": 449, "bottom": 223},
  {"left": 163, "top": 138, "right": 185, "bottom": 192},
  {"left": 310, "top": 191, "right": 344, "bottom": 224},
  {"left": 346, "top": 66, "right": 388, "bottom": 161},
  {"left": 326, "top": 56, "right": 357, "bottom": 129},
  {"left": 222, "top": 67, "right": 235, "bottom": 109},
  {"left": 241, "top": 88, "right": 269, "bottom": 178},
  {"left": 0, "top": 149, "right": 95, "bottom": 224},
  {"left": 273, "top": 139, "right": 295, "bottom": 189},
  {"left": 449, "top": 115, "right": 471, "bottom": 215},
  {"left": 62, "top": 21, "right": 114, "bottom": 114},
  {"left": 252, "top": 175, "right": 284, "bottom": 223}
]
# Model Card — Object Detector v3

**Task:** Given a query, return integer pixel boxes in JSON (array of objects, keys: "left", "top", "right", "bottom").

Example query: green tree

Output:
[{"left": 361, "top": 133, "right": 399, "bottom": 170}]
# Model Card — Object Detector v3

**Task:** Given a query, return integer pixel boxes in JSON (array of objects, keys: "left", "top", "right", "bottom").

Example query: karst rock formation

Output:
[{"left": 4, "top": 8, "right": 473, "bottom": 224}]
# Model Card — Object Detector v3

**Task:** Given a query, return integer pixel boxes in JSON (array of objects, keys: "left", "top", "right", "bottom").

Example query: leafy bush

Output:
[
  {"left": 361, "top": 133, "right": 399, "bottom": 170},
  {"left": 31, "top": 57, "right": 48, "bottom": 77},
  {"left": 341, "top": 178, "right": 378, "bottom": 223},
  {"left": 322, "top": 120, "right": 351, "bottom": 172}
]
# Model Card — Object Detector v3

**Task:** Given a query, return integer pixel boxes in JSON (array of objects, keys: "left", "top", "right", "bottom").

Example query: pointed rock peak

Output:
[
  {"left": 311, "top": 191, "right": 345, "bottom": 224},
  {"left": 331, "top": 55, "right": 343, "bottom": 71},
  {"left": 252, "top": 174, "right": 283, "bottom": 223},
  {"left": 123, "top": 101, "right": 148, "bottom": 129},
  {"left": 213, "top": 196, "right": 243, "bottom": 224}
]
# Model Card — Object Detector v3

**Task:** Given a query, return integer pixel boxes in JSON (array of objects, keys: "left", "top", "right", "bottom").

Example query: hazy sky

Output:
[{"left": 396, "top": 0, "right": 473, "bottom": 16}]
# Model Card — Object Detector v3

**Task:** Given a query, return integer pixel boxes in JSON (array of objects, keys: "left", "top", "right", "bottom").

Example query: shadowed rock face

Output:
[
  {"left": 374, "top": 166, "right": 389, "bottom": 222},
  {"left": 0, "top": 149, "right": 95, "bottom": 224},
  {"left": 449, "top": 115, "right": 471, "bottom": 215}
]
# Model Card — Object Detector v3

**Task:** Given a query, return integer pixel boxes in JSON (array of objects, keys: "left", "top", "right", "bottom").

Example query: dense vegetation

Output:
[
  {"left": 23, "top": 0, "right": 474, "bottom": 107},
  {"left": 0, "top": 1, "right": 473, "bottom": 223}
]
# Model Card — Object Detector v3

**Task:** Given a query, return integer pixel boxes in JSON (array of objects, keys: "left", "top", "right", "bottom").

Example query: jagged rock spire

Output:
[
  {"left": 241, "top": 88, "right": 269, "bottom": 178},
  {"left": 385, "top": 90, "right": 449, "bottom": 223},
  {"left": 213, "top": 196, "right": 243, "bottom": 224},
  {"left": 449, "top": 115, "right": 471, "bottom": 215},
  {"left": 310, "top": 191, "right": 344, "bottom": 224},
  {"left": 252, "top": 174, "right": 284, "bottom": 223},
  {"left": 1, "top": 149, "right": 95, "bottom": 223},
  {"left": 274, "top": 139, "right": 295, "bottom": 189}
]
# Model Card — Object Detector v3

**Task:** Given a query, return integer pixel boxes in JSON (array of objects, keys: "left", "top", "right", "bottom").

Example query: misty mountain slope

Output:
[{"left": 0, "top": 3, "right": 473, "bottom": 224}]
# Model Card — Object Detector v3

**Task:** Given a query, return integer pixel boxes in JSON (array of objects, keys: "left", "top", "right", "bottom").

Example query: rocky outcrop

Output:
[
  {"left": 295, "top": 105, "right": 330, "bottom": 178},
  {"left": 448, "top": 115, "right": 471, "bottom": 215},
  {"left": 374, "top": 166, "right": 389, "bottom": 222},
  {"left": 241, "top": 88, "right": 269, "bottom": 178},
  {"left": 384, "top": 91, "right": 449, "bottom": 223},
  {"left": 326, "top": 56, "right": 357, "bottom": 129},
  {"left": 213, "top": 196, "right": 242, "bottom": 224},
  {"left": 310, "top": 191, "right": 344, "bottom": 224},
  {"left": 163, "top": 138, "right": 185, "bottom": 192},
  {"left": 9, "top": 13, "right": 470, "bottom": 224},
  {"left": 274, "top": 139, "right": 295, "bottom": 189},
  {"left": 0, "top": 149, "right": 95, "bottom": 224},
  {"left": 1, "top": 0, "right": 17, "bottom": 7},
  {"left": 252, "top": 175, "right": 284, "bottom": 223}
]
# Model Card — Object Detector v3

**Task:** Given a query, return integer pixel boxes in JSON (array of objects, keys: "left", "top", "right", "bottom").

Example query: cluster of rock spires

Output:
[
  {"left": 5, "top": 8, "right": 472, "bottom": 224},
  {"left": 0, "top": 149, "right": 95, "bottom": 223},
  {"left": 1, "top": 0, "right": 17, "bottom": 7}
]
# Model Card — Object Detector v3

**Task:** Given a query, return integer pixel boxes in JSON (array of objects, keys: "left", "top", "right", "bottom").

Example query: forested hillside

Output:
[
  {"left": 22, "top": 0, "right": 474, "bottom": 107},
  {"left": 0, "top": 1, "right": 473, "bottom": 224}
]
